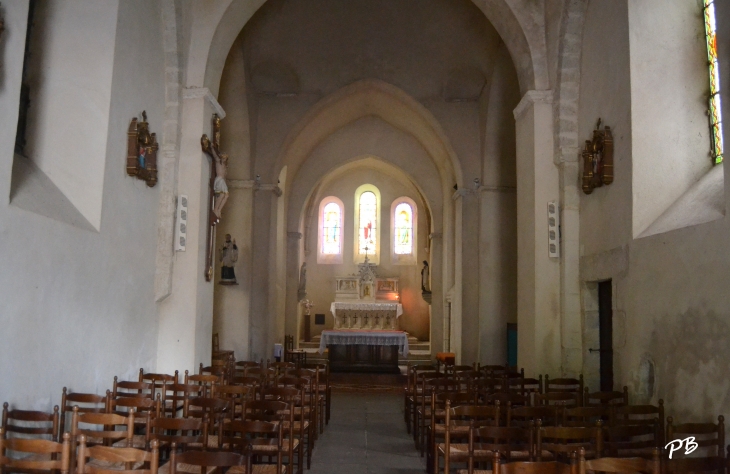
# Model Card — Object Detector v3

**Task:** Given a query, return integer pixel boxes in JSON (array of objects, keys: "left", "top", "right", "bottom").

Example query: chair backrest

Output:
[
  {"left": 184, "top": 371, "right": 221, "bottom": 396},
  {"left": 545, "top": 375, "right": 584, "bottom": 404},
  {"left": 579, "top": 447, "right": 660, "bottom": 473},
  {"left": 537, "top": 420, "right": 603, "bottom": 462},
  {"left": 583, "top": 387, "right": 628, "bottom": 407},
  {"left": 150, "top": 416, "right": 208, "bottom": 450},
  {"left": 535, "top": 392, "right": 580, "bottom": 408},
  {"left": 169, "top": 448, "right": 247, "bottom": 474},
  {"left": 77, "top": 435, "right": 159, "bottom": 474},
  {"left": 60, "top": 388, "right": 109, "bottom": 435},
  {"left": 665, "top": 415, "right": 725, "bottom": 474},
  {"left": 185, "top": 397, "right": 230, "bottom": 431},
  {"left": 469, "top": 422, "right": 532, "bottom": 464},
  {"left": 71, "top": 407, "right": 137, "bottom": 447},
  {"left": 508, "top": 405, "right": 560, "bottom": 428},
  {"left": 603, "top": 423, "right": 659, "bottom": 458},
  {"left": 488, "top": 392, "right": 529, "bottom": 408},
  {"left": 112, "top": 378, "right": 154, "bottom": 399},
  {"left": 0, "top": 428, "right": 71, "bottom": 474},
  {"left": 216, "top": 384, "right": 251, "bottom": 420},
  {"left": 218, "top": 419, "right": 283, "bottom": 473},
  {"left": 2, "top": 402, "right": 60, "bottom": 442},
  {"left": 611, "top": 400, "right": 664, "bottom": 444},
  {"left": 494, "top": 451, "right": 578, "bottom": 474},
  {"left": 562, "top": 406, "right": 610, "bottom": 428},
  {"left": 449, "top": 402, "right": 501, "bottom": 427}
]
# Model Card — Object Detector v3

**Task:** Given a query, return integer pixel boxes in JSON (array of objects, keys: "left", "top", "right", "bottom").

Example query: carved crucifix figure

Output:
[{"left": 200, "top": 114, "right": 229, "bottom": 281}]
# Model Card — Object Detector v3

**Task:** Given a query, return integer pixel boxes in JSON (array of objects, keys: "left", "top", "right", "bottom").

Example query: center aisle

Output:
[{"left": 309, "top": 391, "right": 426, "bottom": 474}]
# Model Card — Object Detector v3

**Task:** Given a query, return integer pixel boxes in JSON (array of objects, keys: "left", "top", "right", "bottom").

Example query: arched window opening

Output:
[
  {"left": 704, "top": 0, "right": 723, "bottom": 164},
  {"left": 317, "top": 197, "right": 344, "bottom": 264},
  {"left": 321, "top": 202, "right": 342, "bottom": 255},
  {"left": 358, "top": 191, "right": 377, "bottom": 256},
  {"left": 393, "top": 202, "right": 413, "bottom": 255}
]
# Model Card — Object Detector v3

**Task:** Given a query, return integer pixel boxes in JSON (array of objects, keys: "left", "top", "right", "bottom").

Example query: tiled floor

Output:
[{"left": 309, "top": 391, "right": 426, "bottom": 474}]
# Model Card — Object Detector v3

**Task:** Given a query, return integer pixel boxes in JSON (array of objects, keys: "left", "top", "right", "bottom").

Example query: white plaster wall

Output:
[
  {"left": 629, "top": 0, "right": 713, "bottom": 237},
  {"left": 578, "top": 0, "right": 730, "bottom": 428},
  {"left": 20, "top": 1, "right": 119, "bottom": 231},
  {"left": 0, "top": 0, "right": 165, "bottom": 407}
]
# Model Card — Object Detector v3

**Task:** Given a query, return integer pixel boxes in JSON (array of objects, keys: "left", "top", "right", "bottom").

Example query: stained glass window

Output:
[
  {"left": 704, "top": 0, "right": 723, "bottom": 164},
  {"left": 358, "top": 191, "right": 377, "bottom": 255},
  {"left": 393, "top": 202, "right": 413, "bottom": 255},
  {"left": 321, "top": 202, "right": 342, "bottom": 255}
]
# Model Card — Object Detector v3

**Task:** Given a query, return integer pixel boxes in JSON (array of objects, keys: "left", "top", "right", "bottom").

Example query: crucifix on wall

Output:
[{"left": 200, "top": 114, "right": 229, "bottom": 282}]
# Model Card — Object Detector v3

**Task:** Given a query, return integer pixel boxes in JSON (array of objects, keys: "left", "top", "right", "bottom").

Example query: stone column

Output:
[
  {"left": 156, "top": 88, "right": 225, "bottom": 374},
  {"left": 285, "top": 232, "right": 303, "bottom": 342},
  {"left": 513, "top": 90, "right": 561, "bottom": 376},
  {"left": 429, "top": 233, "right": 444, "bottom": 355},
  {"left": 478, "top": 185, "right": 517, "bottom": 365},
  {"left": 213, "top": 180, "right": 254, "bottom": 360},
  {"left": 454, "top": 189, "right": 480, "bottom": 364}
]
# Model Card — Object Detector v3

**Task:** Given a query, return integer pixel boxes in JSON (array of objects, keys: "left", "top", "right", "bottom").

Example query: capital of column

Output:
[
  {"left": 513, "top": 90, "right": 553, "bottom": 121},
  {"left": 182, "top": 87, "right": 226, "bottom": 119}
]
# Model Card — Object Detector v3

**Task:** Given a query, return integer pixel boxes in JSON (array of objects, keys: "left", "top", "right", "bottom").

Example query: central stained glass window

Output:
[
  {"left": 393, "top": 202, "right": 413, "bottom": 255},
  {"left": 358, "top": 191, "right": 377, "bottom": 255}
]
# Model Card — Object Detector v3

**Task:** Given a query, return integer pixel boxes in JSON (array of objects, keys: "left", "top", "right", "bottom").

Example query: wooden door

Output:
[{"left": 598, "top": 280, "right": 614, "bottom": 392}]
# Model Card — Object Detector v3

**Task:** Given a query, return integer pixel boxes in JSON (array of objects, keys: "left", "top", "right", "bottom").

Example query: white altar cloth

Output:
[
  {"left": 318, "top": 330, "right": 409, "bottom": 356},
  {"left": 329, "top": 302, "right": 403, "bottom": 317}
]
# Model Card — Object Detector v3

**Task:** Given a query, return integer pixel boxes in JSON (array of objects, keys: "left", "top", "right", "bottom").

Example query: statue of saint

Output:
[
  {"left": 219, "top": 234, "right": 238, "bottom": 285},
  {"left": 421, "top": 260, "right": 431, "bottom": 293},
  {"left": 297, "top": 262, "right": 307, "bottom": 301}
]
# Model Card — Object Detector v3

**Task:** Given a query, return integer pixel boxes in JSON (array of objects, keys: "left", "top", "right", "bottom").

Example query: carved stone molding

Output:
[
  {"left": 182, "top": 87, "right": 226, "bottom": 119},
  {"left": 513, "top": 89, "right": 553, "bottom": 120}
]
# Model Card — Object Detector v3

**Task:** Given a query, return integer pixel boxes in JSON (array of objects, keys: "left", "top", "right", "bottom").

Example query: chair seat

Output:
[
  {"left": 87, "top": 459, "right": 144, "bottom": 471},
  {"left": 456, "top": 470, "right": 492, "bottom": 474},
  {"left": 112, "top": 434, "right": 148, "bottom": 449},
  {"left": 159, "top": 461, "right": 215, "bottom": 474},
  {"left": 185, "top": 435, "right": 219, "bottom": 449},
  {"left": 437, "top": 443, "right": 493, "bottom": 460},
  {"left": 433, "top": 424, "right": 469, "bottom": 435},
  {"left": 229, "top": 464, "right": 287, "bottom": 474},
  {"left": 250, "top": 439, "right": 299, "bottom": 453}
]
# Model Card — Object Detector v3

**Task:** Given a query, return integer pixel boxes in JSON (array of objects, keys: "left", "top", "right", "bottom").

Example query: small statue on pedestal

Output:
[{"left": 219, "top": 234, "right": 238, "bottom": 285}]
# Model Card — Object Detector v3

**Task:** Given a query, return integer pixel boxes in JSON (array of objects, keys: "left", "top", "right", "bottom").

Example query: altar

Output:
[{"left": 319, "top": 329, "right": 408, "bottom": 373}]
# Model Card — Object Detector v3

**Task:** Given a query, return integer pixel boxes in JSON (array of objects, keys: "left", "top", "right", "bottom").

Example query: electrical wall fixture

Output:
[
  {"left": 547, "top": 201, "right": 560, "bottom": 258},
  {"left": 174, "top": 194, "right": 188, "bottom": 251}
]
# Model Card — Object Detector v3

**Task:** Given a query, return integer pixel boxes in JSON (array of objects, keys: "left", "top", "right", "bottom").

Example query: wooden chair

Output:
[
  {"left": 488, "top": 392, "right": 529, "bottom": 409},
  {"left": 508, "top": 405, "right": 560, "bottom": 429},
  {"left": 436, "top": 401, "right": 502, "bottom": 474},
  {"left": 427, "top": 393, "right": 482, "bottom": 468},
  {"left": 244, "top": 400, "right": 300, "bottom": 474},
  {"left": 405, "top": 365, "right": 438, "bottom": 434},
  {"left": 70, "top": 407, "right": 137, "bottom": 469},
  {"left": 60, "top": 388, "right": 109, "bottom": 435},
  {"left": 261, "top": 387, "right": 311, "bottom": 471},
  {"left": 665, "top": 415, "right": 725, "bottom": 474},
  {"left": 284, "top": 335, "right": 306, "bottom": 368},
  {"left": 578, "top": 447, "right": 660, "bottom": 473},
  {"left": 185, "top": 398, "right": 230, "bottom": 449},
  {"left": 602, "top": 423, "right": 659, "bottom": 459},
  {"left": 183, "top": 372, "right": 221, "bottom": 397},
  {"left": 611, "top": 400, "right": 664, "bottom": 445},
  {"left": 0, "top": 428, "right": 71, "bottom": 474},
  {"left": 537, "top": 420, "right": 603, "bottom": 462},
  {"left": 163, "top": 384, "right": 206, "bottom": 419},
  {"left": 167, "top": 447, "right": 248, "bottom": 474},
  {"left": 583, "top": 387, "right": 628, "bottom": 407},
  {"left": 150, "top": 416, "right": 208, "bottom": 453},
  {"left": 493, "top": 451, "right": 578, "bottom": 474},
  {"left": 458, "top": 422, "right": 533, "bottom": 474},
  {"left": 109, "top": 396, "right": 159, "bottom": 449},
  {"left": 300, "top": 362, "right": 330, "bottom": 426},
  {"left": 218, "top": 420, "right": 284, "bottom": 474},
  {"left": 415, "top": 373, "right": 447, "bottom": 449},
  {"left": 2, "top": 402, "right": 60, "bottom": 442},
  {"left": 215, "top": 385, "right": 252, "bottom": 421},
  {"left": 544, "top": 375, "right": 584, "bottom": 405},
  {"left": 199, "top": 364, "right": 230, "bottom": 385},
  {"left": 77, "top": 435, "right": 159, "bottom": 474}
]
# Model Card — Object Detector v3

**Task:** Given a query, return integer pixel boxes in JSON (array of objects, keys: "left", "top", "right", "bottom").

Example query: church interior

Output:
[{"left": 2, "top": 0, "right": 730, "bottom": 472}]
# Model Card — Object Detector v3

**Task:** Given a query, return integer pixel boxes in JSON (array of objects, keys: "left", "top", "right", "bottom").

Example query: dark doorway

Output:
[{"left": 598, "top": 280, "right": 614, "bottom": 391}]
